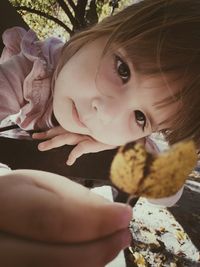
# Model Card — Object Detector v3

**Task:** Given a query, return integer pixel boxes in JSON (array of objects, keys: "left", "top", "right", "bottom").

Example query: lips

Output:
[{"left": 72, "top": 102, "right": 86, "bottom": 128}]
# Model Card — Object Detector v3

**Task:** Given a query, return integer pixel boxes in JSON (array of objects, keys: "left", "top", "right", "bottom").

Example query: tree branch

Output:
[
  {"left": 66, "top": 0, "right": 76, "bottom": 13},
  {"left": 86, "top": 0, "right": 98, "bottom": 25},
  {"left": 76, "top": 0, "right": 88, "bottom": 28},
  {"left": 15, "top": 6, "right": 73, "bottom": 35},
  {"left": 56, "top": 0, "right": 78, "bottom": 29}
]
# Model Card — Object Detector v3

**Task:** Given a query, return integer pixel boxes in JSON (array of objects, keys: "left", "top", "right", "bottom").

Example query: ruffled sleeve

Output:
[{"left": 0, "top": 26, "right": 63, "bottom": 131}]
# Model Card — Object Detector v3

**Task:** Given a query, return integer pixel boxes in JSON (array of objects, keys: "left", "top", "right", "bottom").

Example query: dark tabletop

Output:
[{"left": 0, "top": 136, "right": 118, "bottom": 185}]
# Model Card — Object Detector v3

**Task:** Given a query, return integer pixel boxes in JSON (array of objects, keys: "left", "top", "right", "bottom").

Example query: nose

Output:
[{"left": 91, "top": 97, "right": 120, "bottom": 125}]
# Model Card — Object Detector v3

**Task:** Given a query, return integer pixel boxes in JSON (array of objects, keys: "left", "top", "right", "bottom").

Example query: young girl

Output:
[{"left": 1, "top": 0, "right": 200, "bottom": 167}]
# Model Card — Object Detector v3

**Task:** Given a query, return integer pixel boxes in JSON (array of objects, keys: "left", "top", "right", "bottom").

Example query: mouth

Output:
[{"left": 72, "top": 102, "right": 87, "bottom": 128}]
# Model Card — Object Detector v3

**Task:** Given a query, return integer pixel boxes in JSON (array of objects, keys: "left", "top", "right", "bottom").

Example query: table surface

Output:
[{"left": 0, "top": 136, "right": 117, "bottom": 183}]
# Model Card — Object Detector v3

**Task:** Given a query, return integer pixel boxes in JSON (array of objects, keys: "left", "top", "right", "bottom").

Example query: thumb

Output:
[{"left": 71, "top": 202, "right": 133, "bottom": 242}]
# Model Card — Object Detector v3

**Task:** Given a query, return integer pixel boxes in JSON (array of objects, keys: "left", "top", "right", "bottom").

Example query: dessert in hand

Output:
[{"left": 110, "top": 140, "right": 197, "bottom": 198}]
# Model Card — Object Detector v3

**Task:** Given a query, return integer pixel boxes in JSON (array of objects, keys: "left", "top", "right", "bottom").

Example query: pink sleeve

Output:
[
  {"left": 0, "top": 27, "right": 27, "bottom": 63},
  {"left": 0, "top": 27, "right": 63, "bottom": 130},
  {"left": 0, "top": 27, "right": 32, "bottom": 121}
]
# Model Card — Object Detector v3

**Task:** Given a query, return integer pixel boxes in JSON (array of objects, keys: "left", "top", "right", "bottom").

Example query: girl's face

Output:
[{"left": 53, "top": 38, "right": 180, "bottom": 146}]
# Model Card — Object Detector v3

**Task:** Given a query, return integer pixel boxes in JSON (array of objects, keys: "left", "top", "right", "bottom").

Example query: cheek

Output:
[
  {"left": 96, "top": 62, "right": 122, "bottom": 96},
  {"left": 93, "top": 133, "right": 128, "bottom": 146},
  {"left": 53, "top": 96, "right": 71, "bottom": 122},
  {"left": 90, "top": 124, "right": 136, "bottom": 146},
  {"left": 99, "top": 64, "right": 119, "bottom": 84}
]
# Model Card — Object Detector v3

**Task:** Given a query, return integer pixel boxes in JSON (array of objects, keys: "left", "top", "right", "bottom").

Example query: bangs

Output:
[
  {"left": 162, "top": 76, "right": 200, "bottom": 146},
  {"left": 152, "top": 91, "right": 182, "bottom": 132},
  {"left": 103, "top": 0, "right": 200, "bottom": 77}
]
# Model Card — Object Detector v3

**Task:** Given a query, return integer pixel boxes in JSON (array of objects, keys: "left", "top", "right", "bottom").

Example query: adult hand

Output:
[
  {"left": 0, "top": 169, "right": 132, "bottom": 266},
  {"left": 0, "top": 169, "right": 132, "bottom": 242},
  {"left": 32, "top": 126, "right": 116, "bottom": 165},
  {"left": 0, "top": 228, "right": 130, "bottom": 267}
]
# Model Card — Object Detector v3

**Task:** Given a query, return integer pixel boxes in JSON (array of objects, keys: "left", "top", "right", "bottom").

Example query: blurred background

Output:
[{"left": 9, "top": 0, "right": 133, "bottom": 40}]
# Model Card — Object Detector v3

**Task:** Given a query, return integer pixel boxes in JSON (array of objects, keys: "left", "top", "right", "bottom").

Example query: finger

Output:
[
  {"left": 32, "top": 126, "right": 65, "bottom": 140},
  {"left": 0, "top": 229, "right": 131, "bottom": 267},
  {"left": 66, "top": 140, "right": 115, "bottom": 165},
  {"left": 32, "top": 131, "right": 49, "bottom": 139},
  {"left": 0, "top": 170, "right": 132, "bottom": 243},
  {"left": 38, "top": 133, "right": 84, "bottom": 151}
]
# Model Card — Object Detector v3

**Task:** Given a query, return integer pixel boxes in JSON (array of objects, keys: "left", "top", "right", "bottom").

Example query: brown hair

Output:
[{"left": 56, "top": 0, "right": 200, "bottom": 147}]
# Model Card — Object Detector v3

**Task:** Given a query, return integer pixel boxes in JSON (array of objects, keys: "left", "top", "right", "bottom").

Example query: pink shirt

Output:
[{"left": 0, "top": 27, "right": 63, "bottom": 131}]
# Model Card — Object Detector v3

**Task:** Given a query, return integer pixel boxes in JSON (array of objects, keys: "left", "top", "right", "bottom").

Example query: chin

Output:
[{"left": 69, "top": 125, "right": 90, "bottom": 135}]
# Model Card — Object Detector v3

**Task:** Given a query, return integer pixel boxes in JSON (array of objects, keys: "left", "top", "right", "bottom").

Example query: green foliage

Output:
[
  {"left": 98, "top": 0, "right": 132, "bottom": 20},
  {"left": 9, "top": 0, "right": 131, "bottom": 40},
  {"left": 10, "top": 0, "right": 71, "bottom": 40}
]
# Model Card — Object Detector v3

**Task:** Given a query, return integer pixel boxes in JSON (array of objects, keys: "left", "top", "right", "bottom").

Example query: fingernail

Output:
[
  {"left": 66, "top": 156, "right": 76, "bottom": 165},
  {"left": 66, "top": 159, "right": 72, "bottom": 165},
  {"left": 38, "top": 144, "right": 44, "bottom": 151}
]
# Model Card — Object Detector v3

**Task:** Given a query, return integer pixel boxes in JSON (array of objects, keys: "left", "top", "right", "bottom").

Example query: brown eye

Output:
[
  {"left": 135, "top": 110, "right": 146, "bottom": 130},
  {"left": 115, "top": 55, "right": 130, "bottom": 83}
]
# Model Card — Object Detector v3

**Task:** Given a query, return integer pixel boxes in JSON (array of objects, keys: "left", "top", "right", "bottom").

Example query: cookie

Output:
[{"left": 110, "top": 140, "right": 197, "bottom": 198}]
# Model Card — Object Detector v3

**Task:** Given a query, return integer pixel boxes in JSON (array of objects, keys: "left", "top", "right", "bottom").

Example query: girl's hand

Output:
[{"left": 32, "top": 126, "right": 116, "bottom": 165}]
